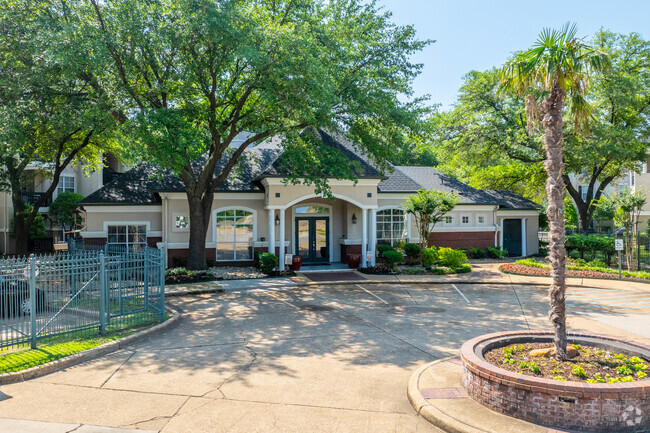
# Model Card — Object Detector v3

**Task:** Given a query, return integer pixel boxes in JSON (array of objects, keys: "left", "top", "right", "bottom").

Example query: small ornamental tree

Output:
[
  {"left": 402, "top": 189, "right": 458, "bottom": 252},
  {"left": 49, "top": 192, "right": 84, "bottom": 238},
  {"left": 597, "top": 190, "right": 646, "bottom": 271}
]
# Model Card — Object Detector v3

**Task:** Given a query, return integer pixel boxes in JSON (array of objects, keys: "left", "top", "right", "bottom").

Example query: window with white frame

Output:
[
  {"left": 477, "top": 215, "right": 486, "bottom": 225},
  {"left": 444, "top": 215, "right": 453, "bottom": 224},
  {"left": 216, "top": 209, "right": 254, "bottom": 261},
  {"left": 376, "top": 208, "right": 407, "bottom": 246},
  {"left": 57, "top": 176, "right": 75, "bottom": 195},
  {"left": 461, "top": 215, "right": 470, "bottom": 225},
  {"left": 174, "top": 215, "right": 189, "bottom": 231},
  {"left": 107, "top": 224, "right": 147, "bottom": 248}
]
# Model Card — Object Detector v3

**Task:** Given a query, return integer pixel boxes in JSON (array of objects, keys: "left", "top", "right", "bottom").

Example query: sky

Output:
[{"left": 375, "top": 0, "right": 649, "bottom": 109}]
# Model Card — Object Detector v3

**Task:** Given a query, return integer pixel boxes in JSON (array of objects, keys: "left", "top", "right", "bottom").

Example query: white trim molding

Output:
[
  {"left": 86, "top": 206, "right": 162, "bottom": 213},
  {"left": 267, "top": 193, "right": 377, "bottom": 211}
]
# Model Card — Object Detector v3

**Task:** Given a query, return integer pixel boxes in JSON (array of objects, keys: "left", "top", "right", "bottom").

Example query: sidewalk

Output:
[{"left": 165, "top": 262, "right": 650, "bottom": 296}]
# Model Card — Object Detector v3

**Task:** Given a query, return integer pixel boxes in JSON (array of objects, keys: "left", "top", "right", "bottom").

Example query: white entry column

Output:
[
  {"left": 361, "top": 208, "right": 368, "bottom": 267},
  {"left": 279, "top": 208, "right": 286, "bottom": 269},
  {"left": 268, "top": 209, "right": 275, "bottom": 255},
  {"left": 521, "top": 218, "right": 527, "bottom": 257},
  {"left": 369, "top": 209, "right": 377, "bottom": 266}
]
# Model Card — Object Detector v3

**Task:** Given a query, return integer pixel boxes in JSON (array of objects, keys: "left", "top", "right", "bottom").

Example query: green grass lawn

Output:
[{"left": 0, "top": 316, "right": 165, "bottom": 374}]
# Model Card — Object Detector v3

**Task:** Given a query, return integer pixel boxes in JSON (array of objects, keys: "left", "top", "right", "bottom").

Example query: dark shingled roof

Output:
[
  {"left": 81, "top": 129, "right": 538, "bottom": 211},
  {"left": 258, "top": 128, "right": 380, "bottom": 179},
  {"left": 379, "top": 167, "right": 540, "bottom": 209},
  {"left": 483, "top": 190, "right": 540, "bottom": 210}
]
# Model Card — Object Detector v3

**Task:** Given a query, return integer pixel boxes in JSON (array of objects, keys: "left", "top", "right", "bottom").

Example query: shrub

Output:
[
  {"left": 572, "top": 258, "right": 587, "bottom": 266},
  {"left": 258, "top": 253, "right": 278, "bottom": 275},
  {"left": 165, "top": 267, "right": 198, "bottom": 277},
  {"left": 438, "top": 247, "right": 467, "bottom": 268},
  {"left": 467, "top": 247, "right": 485, "bottom": 259},
  {"left": 587, "top": 259, "right": 607, "bottom": 268},
  {"left": 382, "top": 250, "right": 404, "bottom": 269},
  {"left": 403, "top": 243, "right": 422, "bottom": 259},
  {"left": 487, "top": 246, "right": 508, "bottom": 259},
  {"left": 421, "top": 246, "right": 438, "bottom": 267},
  {"left": 377, "top": 244, "right": 395, "bottom": 256},
  {"left": 515, "top": 258, "right": 546, "bottom": 268},
  {"left": 454, "top": 263, "right": 472, "bottom": 273}
]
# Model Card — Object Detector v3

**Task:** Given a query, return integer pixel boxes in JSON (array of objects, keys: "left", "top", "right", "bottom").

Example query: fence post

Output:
[
  {"left": 99, "top": 252, "right": 106, "bottom": 336},
  {"left": 159, "top": 246, "right": 165, "bottom": 322},
  {"left": 29, "top": 254, "right": 37, "bottom": 349},
  {"left": 144, "top": 247, "right": 149, "bottom": 312}
]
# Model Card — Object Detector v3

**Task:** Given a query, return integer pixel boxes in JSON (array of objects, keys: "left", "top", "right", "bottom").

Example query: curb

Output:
[
  {"left": 166, "top": 287, "right": 225, "bottom": 297},
  {"left": 407, "top": 357, "right": 485, "bottom": 433},
  {"left": 0, "top": 306, "right": 181, "bottom": 386}
]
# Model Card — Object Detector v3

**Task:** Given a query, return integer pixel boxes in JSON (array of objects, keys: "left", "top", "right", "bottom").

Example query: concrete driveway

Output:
[{"left": 0, "top": 282, "right": 647, "bottom": 433}]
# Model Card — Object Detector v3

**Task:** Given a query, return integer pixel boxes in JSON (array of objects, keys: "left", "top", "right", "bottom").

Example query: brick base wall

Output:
[
  {"left": 461, "top": 331, "right": 650, "bottom": 432},
  {"left": 341, "top": 244, "right": 361, "bottom": 261},
  {"left": 428, "top": 231, "right": 494, "bottom": 250}
]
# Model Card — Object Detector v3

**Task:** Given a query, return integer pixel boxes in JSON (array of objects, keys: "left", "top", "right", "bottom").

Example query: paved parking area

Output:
[{"left": 0, "top": 282, "right": 648, "bottom": 433}]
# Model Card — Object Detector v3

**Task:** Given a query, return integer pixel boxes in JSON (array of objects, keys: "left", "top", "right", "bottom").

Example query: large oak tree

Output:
[
  {"left": 0, "top": 0, "right": 116, "bottom": 255},
  {"left": 81, "top": 0, "right": 429, "bottom": 269}
]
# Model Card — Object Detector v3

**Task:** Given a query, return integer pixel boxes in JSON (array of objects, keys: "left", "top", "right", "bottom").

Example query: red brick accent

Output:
[
  {"left": 460, "top": 331, "right": 650, "bottom": 432},
  {"left": 428, "top": 231, "right": 494, "bottom": 249},
  {"left": 83, "top": 237, "right": 106, "bottom": 246},
  {"left": 341, "top": 244, "right": 361, "bottom": 262}
]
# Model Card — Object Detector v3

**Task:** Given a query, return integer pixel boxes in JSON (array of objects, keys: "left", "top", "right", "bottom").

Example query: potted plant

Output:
[
  {"left": 290, "top": 255, "right": 302, "bottom": 271},
  {"left": 347, "top": 254, "right": 361, "bottom": 269}
]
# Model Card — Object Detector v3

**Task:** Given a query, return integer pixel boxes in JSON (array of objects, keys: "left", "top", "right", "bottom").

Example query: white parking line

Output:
[
  {"left": 451, "top": 284, "right": 471, "bottom": 304},
  {"left": 355, "top": 284, "right": 389, "bottom": 305}
]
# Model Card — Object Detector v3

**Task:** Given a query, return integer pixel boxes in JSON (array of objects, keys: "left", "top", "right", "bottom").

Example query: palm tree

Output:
[{"left": 500, "top": 23, "right": 609, "bottom": 361}]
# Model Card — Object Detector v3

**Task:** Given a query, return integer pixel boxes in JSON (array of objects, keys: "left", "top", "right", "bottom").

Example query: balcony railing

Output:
[{"left": 21, "top": 191, "right": 52, "bottom": 207}]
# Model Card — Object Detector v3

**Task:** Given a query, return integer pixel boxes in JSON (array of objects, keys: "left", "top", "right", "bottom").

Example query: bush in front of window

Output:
[
  {"left": 382, "top": 250, "right": 404, "bottom": 269},
  {"left": 377, "top": 244, "right": 395, "bottom": 257},
  {"left": 403, "top": 243, "right": 421, "bottom": 259},
  {"left": 437, "top": 247, "right": 467, "bottom": 269},
  {"left": 421, "top": 246, "right": 438, "bottom": 267},
  {"left": 257, "top": 253, "right": 278, "bottom": 275},
  {"left": 467, "top": 247, "right": 485, "bottom": 259}
]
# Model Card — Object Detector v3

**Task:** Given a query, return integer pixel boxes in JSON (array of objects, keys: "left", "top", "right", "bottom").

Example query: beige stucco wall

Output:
[
  {"left": 264, "top": 180, "right": 379, "bottom": 208},
  {"left": 82, "top": 208, "right": 163, "bottom": 236}
]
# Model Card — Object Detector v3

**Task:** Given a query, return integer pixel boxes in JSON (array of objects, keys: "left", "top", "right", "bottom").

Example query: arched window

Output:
[
  {"left": 376, "top": 208, "right": 406, "bottom": 246},
  {"left": 216, "top": 209, "right": 254, "bottom": 261}
]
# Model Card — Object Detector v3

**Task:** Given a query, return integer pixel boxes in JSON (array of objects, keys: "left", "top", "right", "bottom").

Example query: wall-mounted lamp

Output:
[
  {"left": 275, "top": 214, "right": 280, "bottom": 226},
  {"left": 351, "top": 213, "right": 357, "bottom": 224}
]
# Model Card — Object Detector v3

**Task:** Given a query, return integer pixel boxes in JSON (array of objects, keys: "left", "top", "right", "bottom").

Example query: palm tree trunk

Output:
[{"left": 541, "top": 83, "right": 568, "bottom": 361}]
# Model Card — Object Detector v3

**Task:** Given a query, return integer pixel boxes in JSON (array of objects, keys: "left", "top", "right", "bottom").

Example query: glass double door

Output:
[{"left": 295, "top": 217, "right": 329, "bottom": 264}]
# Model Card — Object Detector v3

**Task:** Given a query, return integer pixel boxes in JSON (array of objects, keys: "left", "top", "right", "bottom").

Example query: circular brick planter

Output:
[{"left": 460, "top": 330, "right": 650, "bottom": 432}]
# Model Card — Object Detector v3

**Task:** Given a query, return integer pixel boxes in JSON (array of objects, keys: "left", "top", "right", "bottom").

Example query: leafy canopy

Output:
[{"left": 50, "top": 192, "right": 84, "bottom": 229}]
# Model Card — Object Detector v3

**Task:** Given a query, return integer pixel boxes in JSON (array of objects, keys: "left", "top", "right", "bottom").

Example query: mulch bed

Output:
[
  {"left": 484, "top": 342, "right": 648, "bottom": 383},
  {"left": 499, "top": 263, "right": 650, "bottom": 283}
]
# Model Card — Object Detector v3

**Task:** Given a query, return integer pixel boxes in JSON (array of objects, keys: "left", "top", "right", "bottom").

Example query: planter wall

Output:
[{"left": 461, "top": 331, "right": 650, "bottom": 432}]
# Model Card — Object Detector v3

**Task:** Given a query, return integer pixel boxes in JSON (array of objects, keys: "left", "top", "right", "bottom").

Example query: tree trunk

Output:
[
  {"left": 541, "top": 83, "right": 568, "bottom": 362},
  {"left": 185, "top": 188, "right": 215, "bottom": 270}
]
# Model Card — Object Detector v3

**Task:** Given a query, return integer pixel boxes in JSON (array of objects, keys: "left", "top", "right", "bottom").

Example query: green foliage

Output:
[
  {"left": 565, "top": 234, "right": 616, "bottom": 257},
  {"left": 377, "top": 244, "right": 395, "bottom": 256},
  {"left": 515, "top": 258, "right": 545, "bottom": 268},
  {"left": 454, "top": 263, "right": 472, "bottom": 273},
  {"left": 437, "top": 248, "right": 467, "bottom": 268},
  {"left": 487, "top": 246, "right": 508, "bottom": 259},
  {"left": 82, "top": 0, "right": 431, "bottom": 268},
  {"left": 571, "top": 365, "right": 587, "bottom": 378},
  {"left": 467, "top": 248, "right": 485, "bottom": 259},
  {"left": 403, "top": 243, "right": 421, "bottom": 259},
  {"left": 402, "top": 189, "right": 458, "bottom": 250},
  {"left": 382, "top": 250, "right": 404, "bottom": 269},
  {"left": 165, "top": 267, "right": 198, "bottom": 277},
  {"left": 529, "top": 361, "right": 541, "bottom": 375},
  {"left": 49, "top": 193, "right": 84, "bottom": 229},
  {"left": 564, "top": 196, "right": 578, "bottom": 226},
  {"left": 421, "top": 247, "right": 438, "bottom": 267},
  {"left": 0, "top": 2, "right": 117, "bottom": 251},
  {"left": 10, "top": 206, "right": 46, "bottom": 240},
  {"left": 257, "top": 253, "right": 278, "bottom": 275}
]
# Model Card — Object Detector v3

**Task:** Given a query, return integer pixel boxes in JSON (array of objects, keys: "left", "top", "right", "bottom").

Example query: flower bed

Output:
[
  {"left": 461, "top": 331, "right": 650, "bottom": 432},
  {"left": 499, "top": 262, "right": 650, "bottom": 282}
]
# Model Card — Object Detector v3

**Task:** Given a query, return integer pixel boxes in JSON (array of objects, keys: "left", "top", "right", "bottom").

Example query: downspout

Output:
[
  {"left": 2, "top": 193, "right": 7, "bottom": 254},
  {"left": 493, "top": 205, "right": 499, "bottom": 247}
]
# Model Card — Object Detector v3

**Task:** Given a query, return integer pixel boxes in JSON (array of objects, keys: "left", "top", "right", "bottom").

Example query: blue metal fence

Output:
[{"left": 0, "top": 246, "right": 165, "bottom": 351}]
